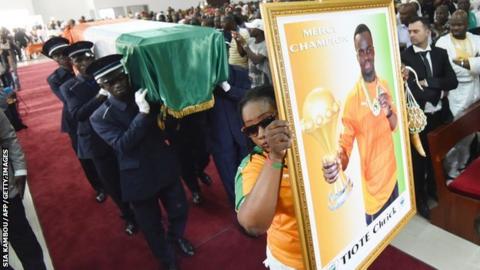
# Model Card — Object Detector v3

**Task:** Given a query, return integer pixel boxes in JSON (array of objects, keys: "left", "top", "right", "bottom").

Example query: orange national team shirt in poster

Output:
[{"left": 340, "top": 77, "right": 397, "bottom": 215}]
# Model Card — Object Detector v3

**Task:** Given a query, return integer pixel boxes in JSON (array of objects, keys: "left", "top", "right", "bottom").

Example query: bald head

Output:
[
  {"left": 450, "top": 10, "right": 468, "bottom": 39},
  {"left": 451, "top": 10, "right": 469, "bottom": 24}
]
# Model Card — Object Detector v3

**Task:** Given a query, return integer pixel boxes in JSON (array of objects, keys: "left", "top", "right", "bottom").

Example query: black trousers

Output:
[
  {"left": 67, "top": 130, "right": 104, "bottom": 193},
  {"left": 211, "top": 139, "right": 248, "bottom": 206},
  {"left": 130, "top": 179, "right": 188, "bottom": 265},
  {"left": 176, "top": 113, "right": 210, "bottom": 194},
  {"left": 411, "top": 110, "right": 443, "bottom": 206},
  {"left": 92, "top": 153, "right": 135, "bottom": 222},
  {"left": 8, "top": 195, "right": 46, "bottom": 270},
  {"left": 1, "top": 71, "right": 13, "bottom": 87},
  {"left": 3, "top": 103, "right": 25, "bottom": 131}
]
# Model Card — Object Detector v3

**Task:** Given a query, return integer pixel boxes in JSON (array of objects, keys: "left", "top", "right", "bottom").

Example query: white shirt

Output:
[
  {"left": 247, "top": 39, "right": 271, "bottom": 87},
  {"left": 397, "top": 24, "right": 412, "bottom": 48},
  {"left": 412, "top": 45, "right": 442, "bottom": 113}
]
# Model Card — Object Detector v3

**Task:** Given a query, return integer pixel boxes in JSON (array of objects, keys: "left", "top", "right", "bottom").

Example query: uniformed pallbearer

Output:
[
  {"left": 43, "top": 37, "right": 106, "bottom": 203},
  {"left": 88, "top": 54, "right": 195, "bottom": 270},
  {"left": 60, "top": 42, "right": 136, "bottom": 235}
]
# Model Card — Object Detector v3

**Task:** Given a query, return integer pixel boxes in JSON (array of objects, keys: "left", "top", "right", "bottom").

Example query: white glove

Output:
[
  {"left": 98, "top": 88, "right": 110, "bottom": 97},
  {"left": 135, "top": 88, "right": 150, "bottom": 114},
  {"left": 220, "top": 81, "right": 231, "bottom": 92}
]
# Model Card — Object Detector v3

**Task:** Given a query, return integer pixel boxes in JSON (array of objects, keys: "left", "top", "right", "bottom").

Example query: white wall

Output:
[
  {"left": 32, "top": 0, "right": 93, "bottom": 22},
  {"left": 24, "top": 0, "right": 203, "bottom": 23},
  {"left": 1, "top": 0, "right": 216, "bottom": 27},
  {"left": 0, "top": 0, "right": 35, "bottom": 14},
  {"left": 93, "top": 0, "right": 200, "bottom": 12},
  {"left": 0, "top": 0, "right": 38, "bottom": 29}
]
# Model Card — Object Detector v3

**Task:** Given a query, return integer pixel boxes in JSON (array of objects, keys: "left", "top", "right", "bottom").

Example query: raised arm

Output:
[{"left": 237, "top": 120, "right": 291, "bottom": 236}]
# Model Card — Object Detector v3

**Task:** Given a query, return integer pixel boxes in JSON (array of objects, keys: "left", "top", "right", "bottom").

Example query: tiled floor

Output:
[
  {"left": 391, "top": 215, "right": 480, "bottom": 270},
  {"left": 10, "top": 186, "right": 479, "bottom": 270}
]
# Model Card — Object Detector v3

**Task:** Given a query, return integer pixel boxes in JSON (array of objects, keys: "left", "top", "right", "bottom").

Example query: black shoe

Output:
[
  {"left": 124, "top": 221, "right": 137, "bottom": 236},
  {"left": 176, "top": 237, "right": 194, "bottom": 256},
  {"left": 417, "top": 203, "right": 430, "bottom": 219},
  {"left": 192, "top": 192, "right": 202, "bottom": 205},
  {"left": 14, "top": 124, "right": 28, "bottom": 131},
  {"left": 427, "top": 191, "right": 438, "bottom": 202},
  {"left": 95, "top": 191, "right": 106, "bottom": 203},
  {"left": 198, "top": 172, "right": 212, "bottom": 186}
]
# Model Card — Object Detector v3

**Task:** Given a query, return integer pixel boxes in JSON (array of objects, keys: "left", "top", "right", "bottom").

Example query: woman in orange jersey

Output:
[{"left": 235, "top": 85, "right": 304, "bottom": 270}]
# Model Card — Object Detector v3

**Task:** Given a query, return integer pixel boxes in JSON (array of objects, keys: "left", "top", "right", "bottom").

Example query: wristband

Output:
[{"left": 266, "top": 155, "right": 284, "bottom": 170}]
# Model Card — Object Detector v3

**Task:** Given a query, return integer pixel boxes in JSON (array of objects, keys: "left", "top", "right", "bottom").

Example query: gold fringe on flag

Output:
[{"left": 157, "top": 97, "right": 215, "bottom": 130}]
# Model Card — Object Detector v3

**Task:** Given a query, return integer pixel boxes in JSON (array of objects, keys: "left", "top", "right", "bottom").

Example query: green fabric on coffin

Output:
[{"left": 116, "top": 24, "right": 229, "bottom": 117}]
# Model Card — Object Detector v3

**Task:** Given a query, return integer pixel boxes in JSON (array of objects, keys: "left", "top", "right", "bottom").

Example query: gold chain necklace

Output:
[{"left": 360, "top": 77, "right": 382, "bottom": 117}]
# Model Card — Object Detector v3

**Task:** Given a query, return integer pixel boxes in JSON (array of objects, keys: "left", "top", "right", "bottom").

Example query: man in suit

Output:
[
  {"left": 401, "top": 16, "right": 458, "bottom": 218},
  {"left": 0, "top": 110, "right": 46, "bottom": 270},
  {"left": 88, "top": 54, "right": 194, "bottom": 270},
  {"left": 61, "top": 42, "right": 136, "bottom": 235},
  {"left": 208, "top": 65, "right": 250, "bottom": 206},
  {"left": 43, "top": 37, "right": 106, "bottom": 204}
]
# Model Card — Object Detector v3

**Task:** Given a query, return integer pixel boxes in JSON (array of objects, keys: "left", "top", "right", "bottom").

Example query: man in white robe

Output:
[{"left": 436, "top": 10, "right": 480, "bottom": 180}]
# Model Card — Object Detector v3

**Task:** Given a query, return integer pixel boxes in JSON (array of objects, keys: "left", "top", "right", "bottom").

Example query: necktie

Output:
[{"left": 419, "top": 51, "right": 432, "bottom": 78}]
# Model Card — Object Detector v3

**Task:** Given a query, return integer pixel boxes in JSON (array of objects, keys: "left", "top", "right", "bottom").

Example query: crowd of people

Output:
[
  {"left": 396, "top": 1, "right": 480, "bottom": 220},
  {"left": 3, "top": 1, "right": 480, "bottom": 270}
]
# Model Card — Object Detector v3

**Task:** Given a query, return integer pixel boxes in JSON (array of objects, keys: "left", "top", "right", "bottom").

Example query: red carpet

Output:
[{"left": 14, "top": 61, "right": 434, "bottom": 270}]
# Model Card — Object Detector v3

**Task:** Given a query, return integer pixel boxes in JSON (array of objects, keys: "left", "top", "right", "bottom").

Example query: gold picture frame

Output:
[{"left": 260, "top": 1, "right": 416, "bottom": 269}]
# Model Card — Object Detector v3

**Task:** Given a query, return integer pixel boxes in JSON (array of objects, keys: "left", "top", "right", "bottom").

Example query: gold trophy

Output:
[{"left": 302, "top": 88, "right": 353, "bottom": 211}]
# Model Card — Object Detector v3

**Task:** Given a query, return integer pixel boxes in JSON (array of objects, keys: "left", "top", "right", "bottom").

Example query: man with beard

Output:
[{"left": 89, "top": 54, "right": 194, "bottom": 270}]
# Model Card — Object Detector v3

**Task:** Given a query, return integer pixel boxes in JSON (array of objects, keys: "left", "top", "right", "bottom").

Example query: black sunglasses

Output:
[{"left": 241, "top": 114, "right": 276, "bottom": 137}]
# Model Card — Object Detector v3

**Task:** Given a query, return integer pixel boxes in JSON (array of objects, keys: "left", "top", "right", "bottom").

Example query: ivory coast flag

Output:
[{"left": 69, "top": 19, "right": 229, "bottom": 117}]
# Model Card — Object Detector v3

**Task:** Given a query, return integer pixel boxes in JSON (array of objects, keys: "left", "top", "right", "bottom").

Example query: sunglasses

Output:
[{"left": 241, "top": 114, "right": 276, "bottom": 137}]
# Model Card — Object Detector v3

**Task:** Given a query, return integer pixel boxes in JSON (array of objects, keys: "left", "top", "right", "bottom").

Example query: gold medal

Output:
[{"left": 361, "top": 77, "right": 381, "bottom": 117}]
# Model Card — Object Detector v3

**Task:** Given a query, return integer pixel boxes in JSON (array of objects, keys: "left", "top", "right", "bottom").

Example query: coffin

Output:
[{"left": 70, "top": 19, "right": 228, "bottom": 117}]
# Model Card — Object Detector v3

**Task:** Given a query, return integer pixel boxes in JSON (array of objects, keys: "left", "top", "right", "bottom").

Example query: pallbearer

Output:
[
  {"left": 60, "top": 42, "right": 136, "bottom": 235},
  {"left": 43, "top": 37, "right": 106, "bottom": 204},
  {"left": 88, "top": 54, "right": 195, "bottom": 270}
]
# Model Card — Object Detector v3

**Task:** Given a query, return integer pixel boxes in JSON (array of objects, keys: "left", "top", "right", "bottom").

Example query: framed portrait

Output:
[{"left": 260, "top": 0, "right": 416, "bottom": 269}]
